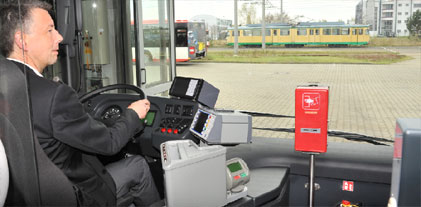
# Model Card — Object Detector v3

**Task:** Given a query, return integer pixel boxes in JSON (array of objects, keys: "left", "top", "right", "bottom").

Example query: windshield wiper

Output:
[
  {"left": 238, "top": 110, "right": 394, "bottom": 145},
  {"left": 253, "top": 127, "right": 393, "bottom": 146},
  {"left": 239, "top": 110, "right": 295, "bottom": 118}
]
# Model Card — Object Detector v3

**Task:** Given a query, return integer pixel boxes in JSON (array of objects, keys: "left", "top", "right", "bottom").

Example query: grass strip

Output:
[{"left": 192, "top": 50, "right": 411, "bottom": 64}]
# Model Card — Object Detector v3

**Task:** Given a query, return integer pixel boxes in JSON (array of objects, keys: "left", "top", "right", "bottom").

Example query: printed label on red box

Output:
[
  {"left": 302, "top": 93, "right": 320, "bottom": 110},
  {"left": 342, "top": 181, "right": 354, "bottom": 192}
]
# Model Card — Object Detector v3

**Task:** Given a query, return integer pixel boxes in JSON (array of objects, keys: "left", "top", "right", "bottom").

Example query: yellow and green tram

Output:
[{"left": 227, "top": 23, "right": 370, "bottom": 47}]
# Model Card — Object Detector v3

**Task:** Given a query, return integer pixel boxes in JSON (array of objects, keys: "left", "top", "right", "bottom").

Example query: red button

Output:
[
  {"left": 234, "top": 175, "right": 240, "bottom": 180},
  {"left": 161, "top": 128, "right": 166, "bottom": 133},
  {"left": 167, "top": 128, "right": 173, "bottom": 133},
  {"left": 174, "top": 129, "right": 179, "bottom": 134},
  {"left": 341, "top": 200, "right": 351, "bottom": 205}
]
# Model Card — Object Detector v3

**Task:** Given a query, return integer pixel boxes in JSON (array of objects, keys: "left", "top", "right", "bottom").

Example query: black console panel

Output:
[
  {"left": 139, "top": 96, "right": 199, "bottom": 158},
  {"left": 83, "top": 94, "right": 199, "bottom": 158}
]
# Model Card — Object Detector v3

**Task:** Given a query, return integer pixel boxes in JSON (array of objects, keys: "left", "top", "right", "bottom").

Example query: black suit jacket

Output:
[{"left": 11, "top": 60, "right": 144, "bottom": 205}]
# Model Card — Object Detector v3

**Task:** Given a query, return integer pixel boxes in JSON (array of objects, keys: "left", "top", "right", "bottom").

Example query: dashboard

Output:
[{"left": 83, "top": 93, "right": 199, "bottom": 158}]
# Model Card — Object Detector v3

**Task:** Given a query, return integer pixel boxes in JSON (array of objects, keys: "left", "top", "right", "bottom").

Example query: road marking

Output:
[{"left": 382, "top": 47, "right": 398, "bottom": 53}]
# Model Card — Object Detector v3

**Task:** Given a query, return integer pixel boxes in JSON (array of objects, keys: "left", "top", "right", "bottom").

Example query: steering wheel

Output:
[
  {"left": 78, "top": 84, "right": 146, "bottom": 165},
  {"left": 79, "top": 84, "right": 146, "bottom": 103}
]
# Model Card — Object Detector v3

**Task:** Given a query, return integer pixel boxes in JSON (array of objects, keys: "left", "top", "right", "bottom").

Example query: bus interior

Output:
[{"left": 0, "top": 0, "right": 420, "bottom": 206}]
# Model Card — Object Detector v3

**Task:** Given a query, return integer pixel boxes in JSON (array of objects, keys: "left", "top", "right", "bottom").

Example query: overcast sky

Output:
[{"left": 175, "top": 0, "right": 361, "bottom": 22}]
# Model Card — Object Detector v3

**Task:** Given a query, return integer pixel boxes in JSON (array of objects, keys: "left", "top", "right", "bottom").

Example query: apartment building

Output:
[{"left": 356, "top": 0, "right": 421, "bottom": 36}]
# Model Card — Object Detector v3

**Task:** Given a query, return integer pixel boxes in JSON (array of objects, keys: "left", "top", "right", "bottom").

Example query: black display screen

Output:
[
  {"left": 169, "top": 77, "right": 200, "bottom": 99},
  {"left": 193, "top": 111, "right": 209, "bottom": 135},
  {"left": 143, "top": 111, "right": 156, "bottom": 126}
]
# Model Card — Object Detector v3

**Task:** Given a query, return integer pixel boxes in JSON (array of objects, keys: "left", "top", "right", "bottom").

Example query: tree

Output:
[
  {"left": 264, "top": 13, "right": 303, "bottom": 24},
  {"left": 406, "top": 10, "right": 421, "bottom": 36},
  {"left": 239, "top": 3, "right": 257, "bottom": 25},
  {"left": 264, "top": 13, "right": 288, "bottom": 23}
]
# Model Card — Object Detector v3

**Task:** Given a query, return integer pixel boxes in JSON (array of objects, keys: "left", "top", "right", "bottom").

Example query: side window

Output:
[
  {"left": 243, "top": 30, "right": 252, "bottom": 36},
  {"left": 359, "top": 29, "right": 363, "bottom": 35},
  {"left": 280, "top": 29, "right": 289, "bottom": 36},
  {"left": 341, "top": 28, "right": 349, "bottom": 35},
  {"left": 352, "top": 29, "right": 356, "bottom": 35},
  {"left": 297, "top": 29, "right": 307, "bottom": 36},
  {"left": 252, "top": 29, "right": 261, "bottom": 36},
  {"left": 323, "top": 28, "right": 331, "bottom": 35},
  {"left": 310, "top": 29, "right": 314, "bottom": 35},
  {"left": 175, "top": 29, "right": 187, "bottom": 47},
  {"left": 273, "top": 30, "right": 277, "bottom": 36},
  {"left": 315, "top": 29, "right": 319, "bottom": 35},
  {"left": 332, "top": 28, "right": 340, "bottom": 35}
]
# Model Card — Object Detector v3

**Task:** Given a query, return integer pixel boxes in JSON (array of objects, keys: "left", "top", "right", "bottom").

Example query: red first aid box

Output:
[{"left": 295, "top": 85, "right": 329, "bottom": 153}]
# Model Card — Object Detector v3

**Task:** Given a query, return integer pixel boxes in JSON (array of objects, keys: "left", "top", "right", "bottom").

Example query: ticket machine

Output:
[{"left": 160, "top": 77, "right": 252, "bottom": 207}]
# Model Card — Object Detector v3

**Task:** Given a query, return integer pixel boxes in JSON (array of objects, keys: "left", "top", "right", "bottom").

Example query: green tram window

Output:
[
  {"left": 252, "top": 29, "right": 261, "bottom": 36},
  {"left": 243, "top": 30, "right": 252, "bottom": 36},
  {"left": 297, "top": 29, "right": 307, "bottom": 36},
  {"left": 341, "top": 28, "right": 350, "bottom": 35},
  {"left": 280, "top": 29, "right": 289, "bottom": 36}
]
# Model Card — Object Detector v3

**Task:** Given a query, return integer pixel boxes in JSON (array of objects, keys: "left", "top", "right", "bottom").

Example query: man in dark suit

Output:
[{"left": 0, "top": 1, "right": 160, "bottom": 206}]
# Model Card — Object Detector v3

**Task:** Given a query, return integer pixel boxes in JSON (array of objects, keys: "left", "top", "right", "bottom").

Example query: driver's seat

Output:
[
  {"left": 0, "top": 58, "right": 77, "bottom": 206},
  {"left": 0, "top": 139, "right": 8, "bottom": 206}
]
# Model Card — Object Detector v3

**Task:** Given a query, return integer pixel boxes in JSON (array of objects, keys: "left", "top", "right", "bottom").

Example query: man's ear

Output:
[{"left": 14, "top": 30, "right": 27, "bottom": 51}]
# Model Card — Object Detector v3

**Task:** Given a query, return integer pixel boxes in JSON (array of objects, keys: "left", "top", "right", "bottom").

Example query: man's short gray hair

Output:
[{"left": 0, "top": 0, "right": 52, "bottom": 57}]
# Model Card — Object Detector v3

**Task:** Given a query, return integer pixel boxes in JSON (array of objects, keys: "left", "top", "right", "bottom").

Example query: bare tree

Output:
[
  {"left": 264, "top": 13, "right": 300, "bottom": 24},
  {"left": 239, "top": 3, "right": 257, "bottom": 25}
]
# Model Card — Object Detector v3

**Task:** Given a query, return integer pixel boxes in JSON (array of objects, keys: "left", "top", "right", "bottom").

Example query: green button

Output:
[{"left": 241, "top": 173, "right": 247, "bottom": 177}]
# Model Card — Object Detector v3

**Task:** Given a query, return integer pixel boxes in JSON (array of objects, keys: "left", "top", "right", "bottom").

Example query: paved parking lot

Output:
[{"left": 177, "top": 47, "right": 421, "bottom": 142}]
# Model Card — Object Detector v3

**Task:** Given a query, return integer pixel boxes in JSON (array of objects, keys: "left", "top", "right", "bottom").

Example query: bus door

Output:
[
  {"left": 308, "top": 29, "right": 315, "bottom": 44},
  {"left": 131, "top": 0, "right": 175, "bottom": 94},
  {"left": 175, "top": 22, "right": 189, "bottom": 62},
  {"left": 314, "top": 29, "right": 321, "bottom": 44},
  {"left": 352, "top": 28, "right": 359, "bottom": 44},
  {"left": 188, "top": 22, "right": 207, "bottom": 59},
  {"left": 290, "top": 28, "right": 296, "bottom": 44},
  {"left": 187, "top": 22, "right": 207, "bottom": 59},
  {"left": 357, "top": 28, "right": 364, "bottom": 44},
  {"left": 266, "top": 29, "right": 273, "bottom": 46}
]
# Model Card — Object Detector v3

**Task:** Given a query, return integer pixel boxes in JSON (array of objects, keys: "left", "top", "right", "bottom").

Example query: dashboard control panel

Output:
[{"left": 83, "top": 94, "right": 199, "bottom": 158}]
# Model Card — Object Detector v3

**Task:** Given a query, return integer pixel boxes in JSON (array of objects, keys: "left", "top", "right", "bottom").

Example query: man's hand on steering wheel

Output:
[{"left": 128, "top": 99, "right": 150, "bottom": 119}]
